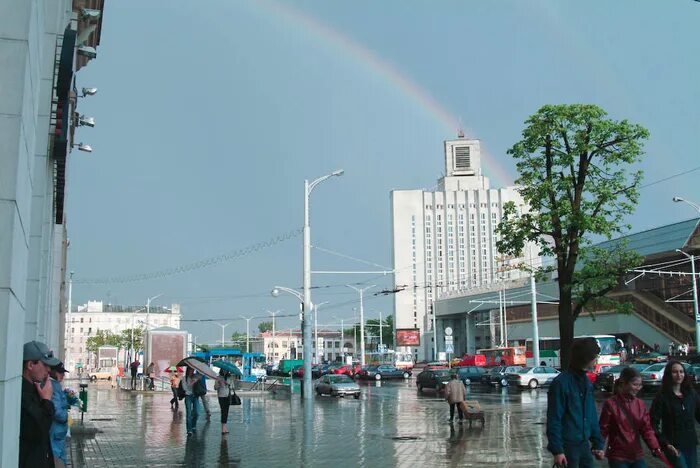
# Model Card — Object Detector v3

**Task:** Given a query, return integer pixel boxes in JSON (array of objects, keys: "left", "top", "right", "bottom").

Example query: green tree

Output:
[
  {"left": 86, "top": 330, "right": 121, "bottom": 353},
  {"left": 496, "top": 104, "right": 647, "bottom": 369},
  {"left": 230, "top": 331, "right": 248, "bottom": 350},
  {"left": 119, "top": 327, "right": 145, "bottom": 354},
  {"left": 258, "top": 321, "right": 273, "bottom": 333},
  {"left": 366, "top": 315, "right": 394, "bottom": 348}
]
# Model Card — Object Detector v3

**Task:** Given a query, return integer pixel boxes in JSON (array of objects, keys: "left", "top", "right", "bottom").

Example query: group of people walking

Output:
[
  {"left": 547, "top": 337, "right": 700, "bottom": 468},
  {"left": 174, "top": 367, "right": 237, "bottom": 436}
]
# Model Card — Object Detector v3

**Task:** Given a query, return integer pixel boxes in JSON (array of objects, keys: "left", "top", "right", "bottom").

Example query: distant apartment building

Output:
[
  {"left": 252, "top": 329, "right": 355, "bottom": 363},
  {"left": 65, "top": 300, "right": 181, "bottom": 372},
  {"left": 391, "top": 136, "right": 536, "bottom": 361}
]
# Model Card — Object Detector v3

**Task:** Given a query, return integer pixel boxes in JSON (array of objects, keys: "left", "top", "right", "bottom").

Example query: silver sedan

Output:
[{"left": 315, "top": 374, "right": 361, "bottom": 399}]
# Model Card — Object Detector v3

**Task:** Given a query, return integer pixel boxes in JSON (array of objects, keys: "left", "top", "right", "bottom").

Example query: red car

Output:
[{"left": 329, "top": 365, "right": 354, "bottom": 377}]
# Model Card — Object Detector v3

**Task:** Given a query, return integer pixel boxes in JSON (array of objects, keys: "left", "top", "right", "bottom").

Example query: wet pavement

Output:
[{"left": 68, "top": 379, "right": 669, "bottom": 467}]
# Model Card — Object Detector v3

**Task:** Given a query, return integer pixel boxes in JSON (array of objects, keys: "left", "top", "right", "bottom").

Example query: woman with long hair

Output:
[
  {"left": 599, "top": 367, "right": 662, "bottom": 467},
  {"left": 214, "top": 369, "right": 234, "bottom": 434},
  {"left": 650, "top": 360, "right": 700, "bottom": 468}
]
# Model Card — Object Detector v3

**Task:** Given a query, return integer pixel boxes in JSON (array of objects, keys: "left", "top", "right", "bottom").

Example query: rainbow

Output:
[{"left": 242, "top": 0, "right": 514, "bottom": 186}]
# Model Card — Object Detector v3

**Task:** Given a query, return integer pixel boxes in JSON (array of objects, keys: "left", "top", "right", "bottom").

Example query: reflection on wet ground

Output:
[{"left": 69, "top": 380, "right": 668, "bottom": 467}]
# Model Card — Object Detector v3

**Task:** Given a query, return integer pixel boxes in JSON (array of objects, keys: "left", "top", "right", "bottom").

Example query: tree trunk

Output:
[{"left": 558, "top": 286, "right": 575, "bottom": 370}]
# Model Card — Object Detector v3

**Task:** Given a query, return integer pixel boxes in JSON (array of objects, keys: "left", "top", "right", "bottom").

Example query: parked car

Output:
[
  {"left": 312, "top": 364, "right": 332, "bottom": 379},
  {"left": 88, "top": 367, "right": 114, "bottom": 381},
  {"left": 633, "top": 352, "right": 667, "bottom": 364},
  {"left": 358, "top": 365, "right": 411, "bottom": 380},
  {"left": 486, "top": 365, "right": 524, "bottom": 387},
  {"left": 292, "top": 365, "right": 304, "bottom": 378},
  {"left": 453, "top": 366, "right": 488, "bottom": 385},
  {"left": 329, "top": 364, "right": 354, "bottom": 377},
  {"left": 416, "top": 369, "right": 452, "bottom": 393},
  {"left": 314, "top": 374, "right": 361, "bottom": 399},
  {"left": 641, "top": 362, "right": 694, "bottom": 391},
  {"left": 505, "top": 366, "right": 559, "bottom": 389},
  {"left": 594, "top": 364, "right": 650, "bottom": 392}
]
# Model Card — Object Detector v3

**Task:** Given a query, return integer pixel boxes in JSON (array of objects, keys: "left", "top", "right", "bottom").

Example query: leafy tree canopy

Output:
[
  {"left": 258, "top": 321, "right": 273, "bottom": 333},
  {"left": 496, "top": 104, "right": 647, "bottom": 368}
]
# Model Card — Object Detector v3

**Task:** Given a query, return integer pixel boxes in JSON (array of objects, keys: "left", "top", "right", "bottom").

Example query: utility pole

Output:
[
  {"left": 313, "top": 302, "right": 329, "bottom": 364},
  {"left": 215, "top": 323, "right": 231, "bottom": 347},
  {"left": 347, "top": 285, "right": 375, "bottom": 366},
  {"left": 67, "top": 271, "right": 73, "bottom": 368},
  {"left": 379, "top": 310, "right": 383, "bottom": 350}
]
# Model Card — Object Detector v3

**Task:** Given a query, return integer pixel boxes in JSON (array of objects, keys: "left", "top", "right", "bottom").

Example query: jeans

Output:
[
  {"left": 666, "top": 447, "right": 698, "bottom": 468},
  {"left": 201, "top": 394, "right": 211, "bottom": 416},
  {"left": 608, "top": 460, "right": 646, "bottom": 468},
  {"left": 563, "top": 441, "right": 594, "bottom": 468},
  {"left": 449, "top": 403, "right": 464, "bottom": 421},
  {"left": 218, "top": 397, "right": 230, "bottom": 424},
  {"left": 184, "top": 395, "right": 199, "bottom": 433}
]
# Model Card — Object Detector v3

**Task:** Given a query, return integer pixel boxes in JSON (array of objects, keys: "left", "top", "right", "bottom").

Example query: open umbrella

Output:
[
  {"left": 176, "top": 357, "right": 220, "bottom": 380},
  {"left": 211, "top": 360, "right": 243, "bottom": 377},
  {"left": 165, "top": 366, "right": 183, "bottom": 373}
]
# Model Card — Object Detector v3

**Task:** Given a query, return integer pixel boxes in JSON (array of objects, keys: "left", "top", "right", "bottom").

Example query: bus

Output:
[
  {"left": 525, "top": 335, "right": 622, "bottom": 368},
  {"left": 476, "top": 346, "right": 526, "bottom": 367}
]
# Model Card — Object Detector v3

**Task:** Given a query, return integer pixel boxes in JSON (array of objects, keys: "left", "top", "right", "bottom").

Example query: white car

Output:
[
  {"left": 505, "top": 366, "right": 559, "bottom": 389},
  {"left": 88, "top": 367, "right": 115, "bottom": 381}
]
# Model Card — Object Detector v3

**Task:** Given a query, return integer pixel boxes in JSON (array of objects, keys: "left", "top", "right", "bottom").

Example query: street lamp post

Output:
[
  {"left": 347, "top": 285, "right": 375, "bottom": 366},
  {"left": 272, "top": 286, "right": 308, "bottom": 394},
  {"left": 314, "top": 301, "right": 329, "bottom": 364},
  {"left": 145, "top": 293, "right": 163, "bottom": 332},
  {"left": 673, "top": 197, "right": 700, "bottom": 353},
  {"left": 240, "top": 316, "right": 253, "bottom": 353},
  {"left": 302, "top": 169, "right": 344, "bottom": 400},
  {"left": 215, "top": 322, "right": 231, "bottom": 347}
]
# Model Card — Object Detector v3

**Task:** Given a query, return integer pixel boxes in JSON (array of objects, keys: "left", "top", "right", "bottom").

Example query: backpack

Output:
[{"left": 193, "top": 378, "right": 207, "bottom": 397}]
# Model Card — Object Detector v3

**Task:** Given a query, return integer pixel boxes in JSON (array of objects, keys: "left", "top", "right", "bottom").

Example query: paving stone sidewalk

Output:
[{"left": 67, "top": 382, "right": 669, "bottom": 467}]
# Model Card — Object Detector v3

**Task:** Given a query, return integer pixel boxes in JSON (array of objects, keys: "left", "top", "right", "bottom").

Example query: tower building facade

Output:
[{"left": 391, "top": 137, "right": 531, "bottom": 360}]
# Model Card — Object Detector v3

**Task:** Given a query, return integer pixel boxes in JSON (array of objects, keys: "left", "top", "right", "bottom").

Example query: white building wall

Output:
[
  {"left": 0, "top": 1, "right": 73, "bottom": 465},
  {"left": 391, "top": 138, "right": 529, "bottom": 361}
]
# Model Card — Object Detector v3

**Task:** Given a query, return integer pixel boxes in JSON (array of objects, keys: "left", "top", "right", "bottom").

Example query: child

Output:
[{"left": 599, "top": 367, "right": 663, "bottom": 468}]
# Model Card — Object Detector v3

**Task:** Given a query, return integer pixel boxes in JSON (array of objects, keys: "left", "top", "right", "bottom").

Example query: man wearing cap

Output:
[{"left": 20, "top": 340, "right": 59, "bottom": 467}]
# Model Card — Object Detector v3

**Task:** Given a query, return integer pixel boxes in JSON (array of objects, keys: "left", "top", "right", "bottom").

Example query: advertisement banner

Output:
[{"left": 396, "top": 328, "right": 421, "bottom": 346}]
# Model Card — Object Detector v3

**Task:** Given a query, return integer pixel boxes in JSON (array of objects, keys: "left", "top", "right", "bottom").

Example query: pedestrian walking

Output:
[
  {"left": 547, "top": 337, "right": 605, "bottom": 467},
  {"left": 146, "top": 362, "right": 156, "bottom": 390},
  {"left": 181, "top": 367, "right": 202, "bottom": 436},
  {"left": 650, "top": 360, "right": 700, "bottom": 468},
  {"left": 199, "top": 374, "right": 212, "bottom": 420},
  {"left": 130, "top": 359, "right": 140, "bottom": 390},
  {"left": 668, "top": 342, "right": 675, "bottom": 357},
  {"left": 170, "top": 371, "right": 181, "bottom": 409},
  {"left": 214, "top": 369, "right": 235, "bottom": 434},
  {"left": 49, "top": 362, "right": 70, "bottom": 468},
  {"left": 20, "top": 340, "right": 60, "bottom": 467},
  {"left": 599, "top": 367, "right": 663, "bottom": 467},
  {"left": 445, "top": 373, "right": 466, "bottom": 424}
]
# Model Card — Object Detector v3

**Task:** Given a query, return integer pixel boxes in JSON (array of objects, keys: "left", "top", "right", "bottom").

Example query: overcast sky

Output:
[{"left": 67, "top": 0, "right": 700, "bottom": 343}]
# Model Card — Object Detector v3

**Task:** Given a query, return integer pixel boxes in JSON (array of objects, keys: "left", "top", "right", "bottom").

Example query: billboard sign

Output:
[
  {"left": 145, "top": 329, "right": 188, "bottom": 379},
  {"left": 396, "top": 328, "right": 421, "bottom": 346}
]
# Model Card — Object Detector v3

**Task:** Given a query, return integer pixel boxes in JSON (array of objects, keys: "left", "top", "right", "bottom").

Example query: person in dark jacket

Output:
[
  {"left": 547, "top": 337, "right": 605, "bottom": 467},
  {"left": 20, "top": 340, "right": 60, "bottom": 467},
  {"left": 650, "top": 360, "right": 700, "bottom": 468},
  {"left": 599, "top": 366, "right": 662, "bottom": 467}
]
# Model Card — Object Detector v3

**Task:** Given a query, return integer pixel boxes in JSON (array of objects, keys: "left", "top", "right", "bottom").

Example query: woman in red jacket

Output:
[{"left": 599, "top": 367, "right": 663, "bottom": 467}]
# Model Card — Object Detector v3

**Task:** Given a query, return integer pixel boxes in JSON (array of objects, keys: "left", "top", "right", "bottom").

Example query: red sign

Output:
[{"left": 396, "top": 329, "right": 421, "bottom": 346}]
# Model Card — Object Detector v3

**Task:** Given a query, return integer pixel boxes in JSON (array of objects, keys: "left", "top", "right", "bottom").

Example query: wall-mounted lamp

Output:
[
  {"left": 77, "top": 46, "right": 97, "bottom": 59},
  {"left": 80, "top": 8, "right": 102, "bottom": 21},
  {"left": 73, "top": 143, "right": 92, "bottom": 153},
  {"left": 78, "top": 115, "right": 95, "bottom": 127}
]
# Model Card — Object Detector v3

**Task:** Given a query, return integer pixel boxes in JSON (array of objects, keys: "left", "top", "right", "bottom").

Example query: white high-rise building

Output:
[{"left": 391, "top": 137, "right": 531, "bottom": 361}]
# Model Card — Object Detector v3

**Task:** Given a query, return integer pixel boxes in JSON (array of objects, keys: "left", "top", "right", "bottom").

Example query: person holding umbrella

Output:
[
  {"left": 181, "top": 367, "right": 202, "bottom": 436},
  {"left": 214, "top": 369, "right": 235, "bottom": 434}
]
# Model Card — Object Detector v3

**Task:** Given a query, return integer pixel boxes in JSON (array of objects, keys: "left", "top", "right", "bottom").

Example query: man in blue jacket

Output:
[{"left": 547, "top": 337, "right": 605, "bottom": 467}]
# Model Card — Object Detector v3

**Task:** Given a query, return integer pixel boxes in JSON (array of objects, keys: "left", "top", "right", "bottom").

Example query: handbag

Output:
[{"left": 229, "top": 384, "right": 241, "bottom": 406}]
